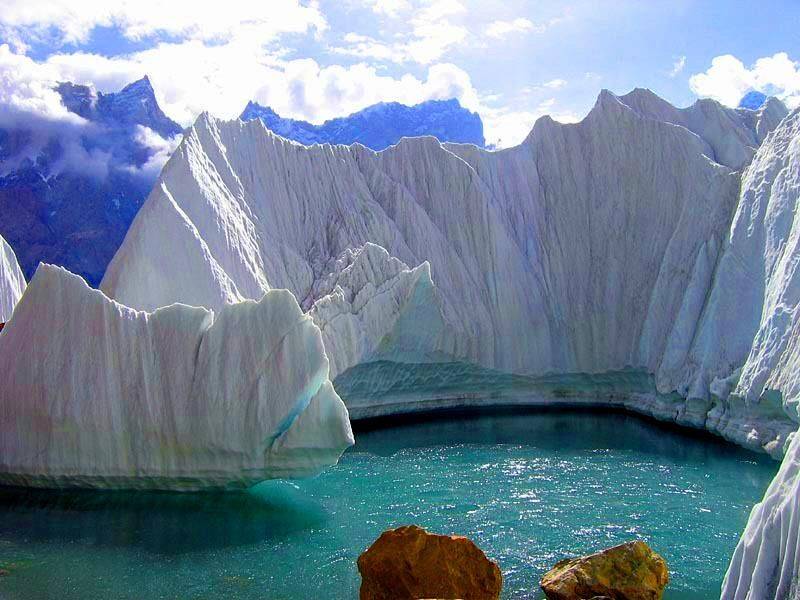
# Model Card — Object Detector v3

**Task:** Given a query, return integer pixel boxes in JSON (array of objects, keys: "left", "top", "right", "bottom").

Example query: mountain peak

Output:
[
  {"left": 738, "top": 91, "right": 768, "bottom": 110},
  {"left": 119, "top": 75, "right": 155, "bottom": 97},
  {"left": 96, "top": 76, "right": 182, "bottom": 138},
  {"left": 240, "top": 98, "right": 485, "bottom": 149}
]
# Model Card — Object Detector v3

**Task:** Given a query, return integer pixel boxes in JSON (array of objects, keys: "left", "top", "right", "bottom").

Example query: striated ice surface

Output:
[
  {"left": 102, "top": 89, "right": 791, "bottom": 446},
  {"left": 716, "top": 110, "right": 800, "bottom": 600},
  {"left": 0, "top": 233, "right": 25, "bottom": 322},
  {"left": 67, "top": 88, "right": 800, "bottom": 599},
  {"left": 722, "top": 428, "right": 800, "bottom": 599},
  {"left": 0, "top": 264, "right": 353, "bottom": 491}
]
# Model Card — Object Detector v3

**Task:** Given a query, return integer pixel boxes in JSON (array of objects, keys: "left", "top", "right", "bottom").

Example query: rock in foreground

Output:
[
  {"left": 357, "top": 525, "right": 502, "bottom": 600},
  {"left": 540, "top": 540, "right": 668, "bottom": 600}
]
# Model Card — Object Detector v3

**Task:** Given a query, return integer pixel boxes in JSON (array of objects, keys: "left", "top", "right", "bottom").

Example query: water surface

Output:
[{"left": 0, "top": 408, "right": 777, "bottom": 599}]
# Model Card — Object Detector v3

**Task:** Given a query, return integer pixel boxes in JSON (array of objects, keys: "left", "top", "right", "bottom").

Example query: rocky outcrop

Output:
[
  {"left": 0, "top": 264, "right": 353, "bottom": 490},
  {"left": 357, "top": 525, "right": 502, "bottom": 600},
  {"left": 540, "top": 540, "right": 669, "bottom": 600}
]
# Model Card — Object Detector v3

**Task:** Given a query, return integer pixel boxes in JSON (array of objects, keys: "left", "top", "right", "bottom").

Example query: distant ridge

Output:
[
  {"left": 240, "top": 98, "right": 485, "bottom": 150},
  {"left": 0, "top": 76, "right": 182, "bottom": 285},
  {"left": 738, "top": 90, "right": 768, "bottom": 110}
]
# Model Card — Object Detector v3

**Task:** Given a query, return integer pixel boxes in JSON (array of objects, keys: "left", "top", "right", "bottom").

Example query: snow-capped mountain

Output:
[
  {"left": 0, "top": 76, "right": 182, "bottom": 285},
  {"left": 240, "top": 98, "right": 485, "bottom": 150}
]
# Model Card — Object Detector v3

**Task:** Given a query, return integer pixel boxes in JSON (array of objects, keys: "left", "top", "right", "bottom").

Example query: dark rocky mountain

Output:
[
  {"left": 240, "top": 98, "right": 485, "bottom": 150},
  {"left": 738, "top": 90, "right": 768, "bottom": 110},
  {"left": 0, "top": 76, "right": 182, "bottom": 285}
]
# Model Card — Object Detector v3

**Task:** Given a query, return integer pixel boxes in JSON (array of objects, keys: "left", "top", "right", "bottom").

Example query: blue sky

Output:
[{"left": 2, "top": 0, "right": 800, "bottom": 147}]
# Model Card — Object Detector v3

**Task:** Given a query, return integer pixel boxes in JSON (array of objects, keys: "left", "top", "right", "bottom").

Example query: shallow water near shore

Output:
[{"left": 0, "top": 407, "right": 778, "bottom": 599}]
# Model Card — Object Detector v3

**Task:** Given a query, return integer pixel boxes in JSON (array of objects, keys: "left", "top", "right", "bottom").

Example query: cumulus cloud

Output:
[
  {"left": 364, "top": 0, "right": 412, "bottom": 17},
  {"left": 0, "top": 43, "right": 101, "bottom": 176},
  {"left": 689, "top": 52, "right": 800, "bottom": 108},
  {"left": 0, "top": 44, "right": 84, "bottom": 128},
  {"left": 129, "top": 125, "right": 182, "bottom": 178},
  {"left": 0, "top": 0, "right": 326, "bottom": 45},
  {"left": 481, "top": 99, "right": 580, "bottom": 149}
]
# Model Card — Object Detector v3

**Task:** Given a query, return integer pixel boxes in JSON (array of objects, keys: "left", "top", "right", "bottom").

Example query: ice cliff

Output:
[
  {"left": 102, "top": 89, "right": 791, "bottom": 443},
  {"left": 0, "top": 233, "right": 25, "bottom": 322},
  {"left": 717, "top": 108, "right": 800, "bottom": 600},
  {"left": 67, "top": 88, "right": 800, "bottom": 598},
  {"left": 0, "top": 264, "right": 353, "bottom": 490}
]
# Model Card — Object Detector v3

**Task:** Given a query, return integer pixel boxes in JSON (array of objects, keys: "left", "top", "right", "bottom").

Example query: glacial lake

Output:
[{"left": 0, "top": 408, "right": 778, "bottom": 599}]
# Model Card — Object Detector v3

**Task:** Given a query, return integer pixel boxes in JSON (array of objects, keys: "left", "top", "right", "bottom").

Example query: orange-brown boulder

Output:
[
  {"left": 540, "top": 540, "right": 668, "bottom": 600},
  {"left": 357, "top": 524, "right": 502, "bottom": 600}
]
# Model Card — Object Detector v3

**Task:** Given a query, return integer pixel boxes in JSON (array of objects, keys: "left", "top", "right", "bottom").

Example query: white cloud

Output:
[
  {"left": 365, "top": 0, "right": 412, "bottom": 17},
  {"left": 20, "top": 38, "right": 480, "bottom": 128},
  {"left": 482, "top": 99, "right": 580, "bottom": 149},
  {"left": 0, "top": 0, "right": 327, "bottom": 45},
  {"left": 542, "top": 78, "right": 567, "bottom": 89},
  {"left": 129, "top": 125, "right": 182, "bottom": 177},
  {"left": 689, "top": 52, "right": 800, "bottom": 108},
  {"left": 333, "top": 0, "right": 467, "bottom": 64},
  {"left": 485, "top": 18, "right": 538, "bottom": 38},
  {"left": 0, "top": 44, "right": 84, "bottom": 127},
  {"left": 0, "top": 43, "right": 103, "bottom": 176},
  {"left": 669, "top": 55, "right": 686, "bottom": 78}
]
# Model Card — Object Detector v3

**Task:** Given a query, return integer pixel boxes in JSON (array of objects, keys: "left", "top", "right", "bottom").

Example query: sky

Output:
[{"left": 1, "top": 0, "right": 800, "bottom": 148}]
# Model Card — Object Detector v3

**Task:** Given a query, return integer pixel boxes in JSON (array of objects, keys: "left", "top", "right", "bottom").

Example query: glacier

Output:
[
  {"left": 0, "top": 264, "right": 353, "bottom": 491},
  {"left": 718, "top": 106, "right": 800, "bottom": 600},
  {"left": 102, "top": 87, "right": 792, "bottom": 450},
  {"left": 0, "top": 232, "right": 25, "bottom": 322},
  {"left": 98, "top": 88, "right": 800, "bottom": 597}
]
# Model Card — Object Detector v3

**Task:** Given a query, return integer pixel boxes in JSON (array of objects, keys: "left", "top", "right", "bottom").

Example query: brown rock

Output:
[
  {"left": 540, "top": 540, "right": 669, "bottom": 600},
  {"left": 357, "top": 524, "right": 502, "bottom": 600}
]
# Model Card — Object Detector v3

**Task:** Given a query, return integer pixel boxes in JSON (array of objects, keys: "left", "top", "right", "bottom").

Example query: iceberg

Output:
[{"left": 0, "top": 264, "right": 353, "bottom": 491}]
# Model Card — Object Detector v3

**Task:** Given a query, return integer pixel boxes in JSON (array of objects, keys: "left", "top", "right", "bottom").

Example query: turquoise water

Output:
[{"left": 0, "top": 408, "right": 777, "bottom": 599}]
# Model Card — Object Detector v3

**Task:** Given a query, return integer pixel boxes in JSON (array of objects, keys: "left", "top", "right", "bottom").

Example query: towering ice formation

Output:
[
  {"left": 0, "top": 264, "right": 353, "bottom": 490},
  {"left": 616, "top": 88, "right": 786, "bottom": 168},
  {"left": 102, "top": 89, "right": 800, "bottom": 453},
  {"left": 722, "top": 429, "right": 800, "bottom": 600},
  {"left": 306, "top": 243, "right": 454, "bottom": 380},
  {"left": 714, "top": 109, "right": 800, "bottom": 600},
  {"left": 0, "top": 234, "right": 25, "bottom": 322},
  {"left": 102, "top": 90, "right": 786, "bottom": 402}
]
